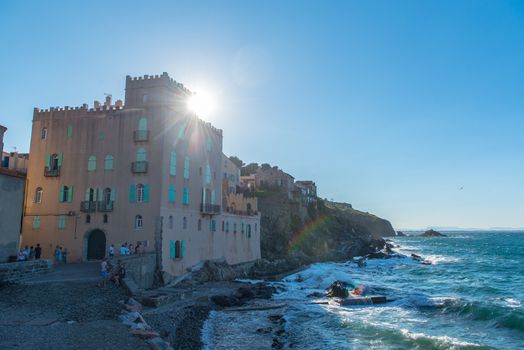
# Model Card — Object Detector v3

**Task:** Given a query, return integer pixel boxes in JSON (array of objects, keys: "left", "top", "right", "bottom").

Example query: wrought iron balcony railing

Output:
[
  {"left": 200, "top": 203, "right": 221, "bottom": 215},
  {"left": 44, "top": 166, "right": 60, "bottom": 177},
  {"left": 97, "top": 201, "right": 114, "bottom": 212},
  {"left": 80, "top": 201, "right": 96, "bottom": 212},
  {"left": 132, "top": 161, "right": 148, "bottom": 174}
]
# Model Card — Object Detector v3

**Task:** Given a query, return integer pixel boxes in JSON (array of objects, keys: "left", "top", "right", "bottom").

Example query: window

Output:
[
  {"left": 233, "top": 223, "right": 237, "bottom": 234},
  {"left": 211, "top": 220, "right": 216, "bottom": 232},
  {"left": 226, "top": 221, "right": 229, "bottom": 233},
  {"left": 88, "top": 156, "right": 96, "bottom": 171},
  {"left": 86, "top": 214, "right": 91, "bottom": 223},
  {"left": 136, "top": 184, "right": 145, "bottom": 202},
  {"left": 104, "top": 155, "right": 113, "bottom": 170},
  {"left": 247, "top": 224, "right": 252, "bottom": 238},
  {"left": 99, "top": 131, "right": 105, "bottom": 141},
  {"left": 183, "top": 187, "right": 189, "bottom": 205},
  {"left": 175, "top": 240, "right": 181, "bottom": 258},
  {"left": 135, "top": 215, "right": 143, "bottom": 229},
  {"left": 103, "top": 214, "right": 108, "bottom": 224},
  {"left": 198, "top": 219, "right": 202, "bottom": 231},
  {"left": 103, "top": 188, "right": 112, "bottom": 205},
  {"left": 169, "top": 151, "right": 177, "bottom": 176},
  {"left": 168, "top": 185, "right": 176, "bottom": 203},
  {"left": 86, "top": 187, "right": 95, "bottom": 202},
  {"left": 60, "top": 185, "right": 73, "bottom": 203},
  {"left": 242, "top": 222, "right": 245, "bottom": 234},
  {"left": 184, "top": 156, "right": 190, "bottom": 179},
  {"left": 205, "top": 164, "right": 211, "bottom": 184},
  {"left": 199, "top": 167, "right": 202, "bottom": 176},
  {"left": 142, "top": 94, "right": 149, "bottom": 104},
  {"left": 58, "top": 216, "right": 66, "bottom": 230},
  {"left": 255, "top": 223, "right": 258, "bottom": 233},
  {"left": 211, "top": 190, "right": 215, "bottom": 205},
  {"left": 138, "top": 117, "right": 148, "bottom": 131},
  {"left": 41, "top": 127, "right": 48, "bottom": 139},
  {"left": 136, "top": 147, "right": 147, "bottom": 162},
  {"left": 222, "top": 221, "right": 225, "bottom": 232},
  {"left": 183, "top": 216, "right": 187, "bottom": 229},
  {"left": 48, "top": 153, "right": 61, "bottom": 170},
  {"left": 168, "top": 215, "right": 173, "bottom": 229},
  {"left": 35, "top": 187, "right": 43, "bottom": 203},
  {"left": 67, "top": 125, "right": 73, "bottom": 138},
  {"left": 32, "top": 216, "right": 41, "bottom": 229}
]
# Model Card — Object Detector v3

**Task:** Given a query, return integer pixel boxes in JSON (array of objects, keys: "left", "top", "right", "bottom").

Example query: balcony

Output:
[
  {"left": 134, "top": 130, "right": 149, "bottom": 142},
  {"left": 132, "top": 161, "right": 148, "bottom": 174},
  {"left": 225, "top": 207, "right": 258, "bottom": 216},
  {"left": 200, "top": 203, "right": 221, "bottom": 215},
  {"left": 44, "top": 166, "right": 60, "bottom": 177},
  {"left": 97, "top": 201, "right": 114, "bottom": 212},
  {"left": 80, "top": 201, "right": 96, "bottom": 213}
]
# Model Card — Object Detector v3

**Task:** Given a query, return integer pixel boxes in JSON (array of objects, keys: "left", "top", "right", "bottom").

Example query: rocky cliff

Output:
[{"left": 256, "top": 190, "right": 393, "bottom": 265}]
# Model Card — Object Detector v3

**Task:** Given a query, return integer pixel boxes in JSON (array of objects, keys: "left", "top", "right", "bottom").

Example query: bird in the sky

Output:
[{"left": 459, "top": 187, "right": 464, "bottom": 191}]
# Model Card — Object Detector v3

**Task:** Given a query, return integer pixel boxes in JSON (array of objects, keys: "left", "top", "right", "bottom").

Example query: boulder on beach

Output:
[
  {"left": 326, "top": 281, "right": 351, "bottom": 298},
  {"left": 420, "top": 229, "right": 447, "bottom": 237}
]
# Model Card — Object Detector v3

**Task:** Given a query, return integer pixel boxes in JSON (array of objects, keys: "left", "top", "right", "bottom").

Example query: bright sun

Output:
[{"left": 187, "top": 91, "right": 216, "bottom": 117}]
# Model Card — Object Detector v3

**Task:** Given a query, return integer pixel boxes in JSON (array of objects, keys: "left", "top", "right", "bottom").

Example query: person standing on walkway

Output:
[
  {"left": 109, "top": 244, "right": 115, "bottom": 258},
  {"left": 119, "top": 244, "right": 126, "bottom": 256},
  {"left": 29, "top": 246, "right": 35, "bottom": 260},
  {"left": 98, "top": 258, "right": 109, "bottom": 287},
  {"left": 35, "top": 244, "right": 42, "bottom": 260}
]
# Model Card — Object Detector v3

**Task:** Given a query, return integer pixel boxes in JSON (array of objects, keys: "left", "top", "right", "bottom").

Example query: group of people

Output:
[
  {"left": 54, "top": 245, "right": 67, "bottom": 264},
  {"left": 17, "top": 244, "right": 42, "bottom": 261},
  {"left": 108, "top": 242, "right": 144, "bottom": 258},
  {"left": 98, "top": 258, "right": 126, "bottom": 287}
]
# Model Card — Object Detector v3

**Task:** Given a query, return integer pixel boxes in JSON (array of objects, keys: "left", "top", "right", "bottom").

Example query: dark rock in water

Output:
[
  {"left": 257, "top": 327, "right": 272, "bottom": 334},
  {"left": 210, "top": 295, "right": 241, "bottom": 307},
  {"left": 396, "top": 231, "right": 406, "bottom": 236},
  {"left": 235, "top": 287, "right": 255, "bottom": 300},
  {"left": 254, "top": 283, "right": 276, "bottom": 299},
  {"left": 411, "top": 253, "right": 423, "bottom": 261},
  {"left": 326, "top": 280, "right": 350, "bottom": 298},
  {"left": 420, "top": 229, "right": 447, "bottom": 237},
  {"left": 307, "top": 291, "right": 324, "bottom": 298}
]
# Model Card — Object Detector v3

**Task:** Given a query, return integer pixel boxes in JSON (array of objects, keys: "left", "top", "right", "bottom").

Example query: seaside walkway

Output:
[{"left": 23, "top": 262, "right": 99, "bottom": 284}]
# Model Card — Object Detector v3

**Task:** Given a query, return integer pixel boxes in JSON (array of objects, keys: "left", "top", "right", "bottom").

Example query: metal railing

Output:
[
  {"left": 200, "top": 203, "right": 221, "bottom": 215},
  {"left": 132, "top": 161, "right": 148, "bottom": 173},
  {"left": 80, "top": 201, "right": 96, "bottom": 212},
  {"left": 44, "top": 166, "right": 60, "bottom": 177},
  {"left": 134, "top": 130, "right": 149, "bottom": 142},
  {"left": 97, "top": 201, "right": 114, "bottom": 212}
]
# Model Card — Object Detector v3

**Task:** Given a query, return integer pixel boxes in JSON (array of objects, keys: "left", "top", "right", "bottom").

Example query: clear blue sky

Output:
[{"left": 1, "top": 0, "right": 524, "bottom": 229}]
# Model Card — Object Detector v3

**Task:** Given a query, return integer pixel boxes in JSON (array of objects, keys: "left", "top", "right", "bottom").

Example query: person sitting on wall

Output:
[
  {"left": 34, "top": 244, "right": 42, "bottom": 260},
  {"left": 18, "top": 249, "right": 26, "bottom": 262}
]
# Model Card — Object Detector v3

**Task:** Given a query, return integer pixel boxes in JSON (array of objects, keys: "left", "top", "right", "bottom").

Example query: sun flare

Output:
[{"left": 187, "top": 90, "right": 216, "bottom": 117}]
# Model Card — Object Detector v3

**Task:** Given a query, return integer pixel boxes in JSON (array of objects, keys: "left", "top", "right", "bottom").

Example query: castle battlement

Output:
[
  {"left": 33, "top": 104, "right": 125, "bottom": 119},
  {"left": 126, "top": 72, "right": 192, "bottom": 95}
]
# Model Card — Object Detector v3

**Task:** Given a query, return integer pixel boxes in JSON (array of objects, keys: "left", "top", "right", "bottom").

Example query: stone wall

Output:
[
  {"left": 109, "top": 253, "right": 157, "bottom": 290},
  {"left": 0, "top": 259, "right": 53, "bottom": 285}
]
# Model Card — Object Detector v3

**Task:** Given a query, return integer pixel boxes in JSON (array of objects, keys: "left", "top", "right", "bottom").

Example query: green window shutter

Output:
[
  {"left": 67, "top": 125, "right": 73, "bottom": 138},
  {"left": 184, "top": 156, "right": 189, "bottom": 179},
  {"left": 68, "top": 186, "right": 73, "bottom": 203},
  {"left": 170, "top": 240, "right": 174, "bottom": 259},
  {"left": 168, "top": 185, "right": 175, "bottom": 203},
  {"left": 183, "top": 187, "right": 189, "bottom": 205},
  {"left": 211, "top": 190, "right": 215, "bottom": 205},
  {"left": 110, "top": 188, "right": 116, "bottom": 201},
  {"left": 85, "top": 188, "right": 90, "bottom": 201},
  {"left": 129, "top": 184, "right": 135, "bottom": 203},
  {"left": 59, "top": 186, "right": 64, "bottom": 203},
  {"left": 45, "top": 153, "right": 50, "bottom": 168},
  {"left": 58, "top": 153, "right": 63, "bottom": 167},
  {"left": 144, "top": 184, "right": 150, "bottom": 202},
  {"left": 181, "top": 240, "right": 185, "bottom": 257},
  {"left": 170, "top": 151, "right": 176, "bottom": 176}
]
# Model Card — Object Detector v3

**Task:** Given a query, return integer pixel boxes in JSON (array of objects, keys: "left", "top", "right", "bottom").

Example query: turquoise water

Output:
[{"left": 274, "top": 231, "right": 524, "bottom": 349}]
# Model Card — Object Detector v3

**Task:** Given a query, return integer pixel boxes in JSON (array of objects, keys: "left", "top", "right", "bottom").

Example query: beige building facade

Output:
[{"left": 21, "top": 73, "right": 260, "bottom": 278}]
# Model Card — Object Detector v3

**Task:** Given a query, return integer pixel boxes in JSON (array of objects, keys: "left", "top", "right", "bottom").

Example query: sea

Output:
[{"left": 204, "top": 231, "right": 524, "bottom": 349}]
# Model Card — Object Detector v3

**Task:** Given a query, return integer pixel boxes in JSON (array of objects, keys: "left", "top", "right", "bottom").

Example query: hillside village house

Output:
[{"left": 21, "top": 73, "right": 260, "bottom": 277}]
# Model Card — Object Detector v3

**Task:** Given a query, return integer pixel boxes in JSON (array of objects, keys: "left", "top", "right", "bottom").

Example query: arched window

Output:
[
  {"left": 104, "top": 188, "right": 112, "bottom": 205},
  {"left": 41, "top": 127, "right": 47, "bottom": 139},
  {"left": 168, "top": 215, "right": 173, "bottom": 229},
  {"left": 85, "top": 187, "right": 95, "bottom": 202},
  {"left": 198, "top": 219, "right": 202, "bottom": 231},
  {"left": 183, "top": 216, "right": 187, "bottom": 229},
  {"left": 138, "top": 117, "right": 148, "bottom": 131},
  {"left": 87, "top": 156, "right": 96, "bottom": 171},
  {"left": 226, "top": 221, "right": 229, "bottom": 233},
  {"left": 247, "top": 224, "right": 252, "bottom": 238},
  {"left": 183, "top": 156, "right": 190, "bottom": 179},
  {"left": 104, "top": 155, "right": 113, "bottom": 170},
  {"left": 34, "top": 187, "right": 43, "bottom": 203},
  {"left": 222, "top": 221, "right": 225, "bottom": 232},
  {"left": 135, "top": 215, "right": 143, "bottom": 229},
  {"left": 205, "top": 164, "right": 211, "bottom": 184},
  {"left": 136, "top": 148, "right": 147, "bottom": 162},
  {"left": 170, "top": 151, "right": 176, "bottom": 176},
  {"left": 86, "top": 214, "right": 91, "bottom": 224},
  {"left": 136, "top": 184, "right": 145, "bottom": 202},
  {"left": 62, "top": 186, "right": 70, "bottom": 202},
  {"left": 50, "top": 153, "right": 59, "bottom": 170},
  {"left": 103, "top": 214, "right": 108, "bottom": 224},
  {"left": 175, "top": 240, "right": 181, "bottom": 258}
]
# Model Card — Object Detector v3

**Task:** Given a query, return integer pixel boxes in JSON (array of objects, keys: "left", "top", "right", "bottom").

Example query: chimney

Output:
[
  {"left": 115, "top": 99, "right": 123, "bottom": 108},
  {"left": 94, "top": 100, "right": 101, "bottom": 109},
  {"left": 105, "top": 95, "right": 112, "bottom": 107}
]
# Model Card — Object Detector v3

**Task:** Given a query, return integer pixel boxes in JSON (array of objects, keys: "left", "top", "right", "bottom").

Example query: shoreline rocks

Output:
[{"left": 420, "top": 229, "right": 447, "bottom": 237}]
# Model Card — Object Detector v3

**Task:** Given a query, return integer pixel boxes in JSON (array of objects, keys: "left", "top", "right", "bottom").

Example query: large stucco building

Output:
[{"left": 21, "top": 73, "right": 260, "bottom": 277}]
